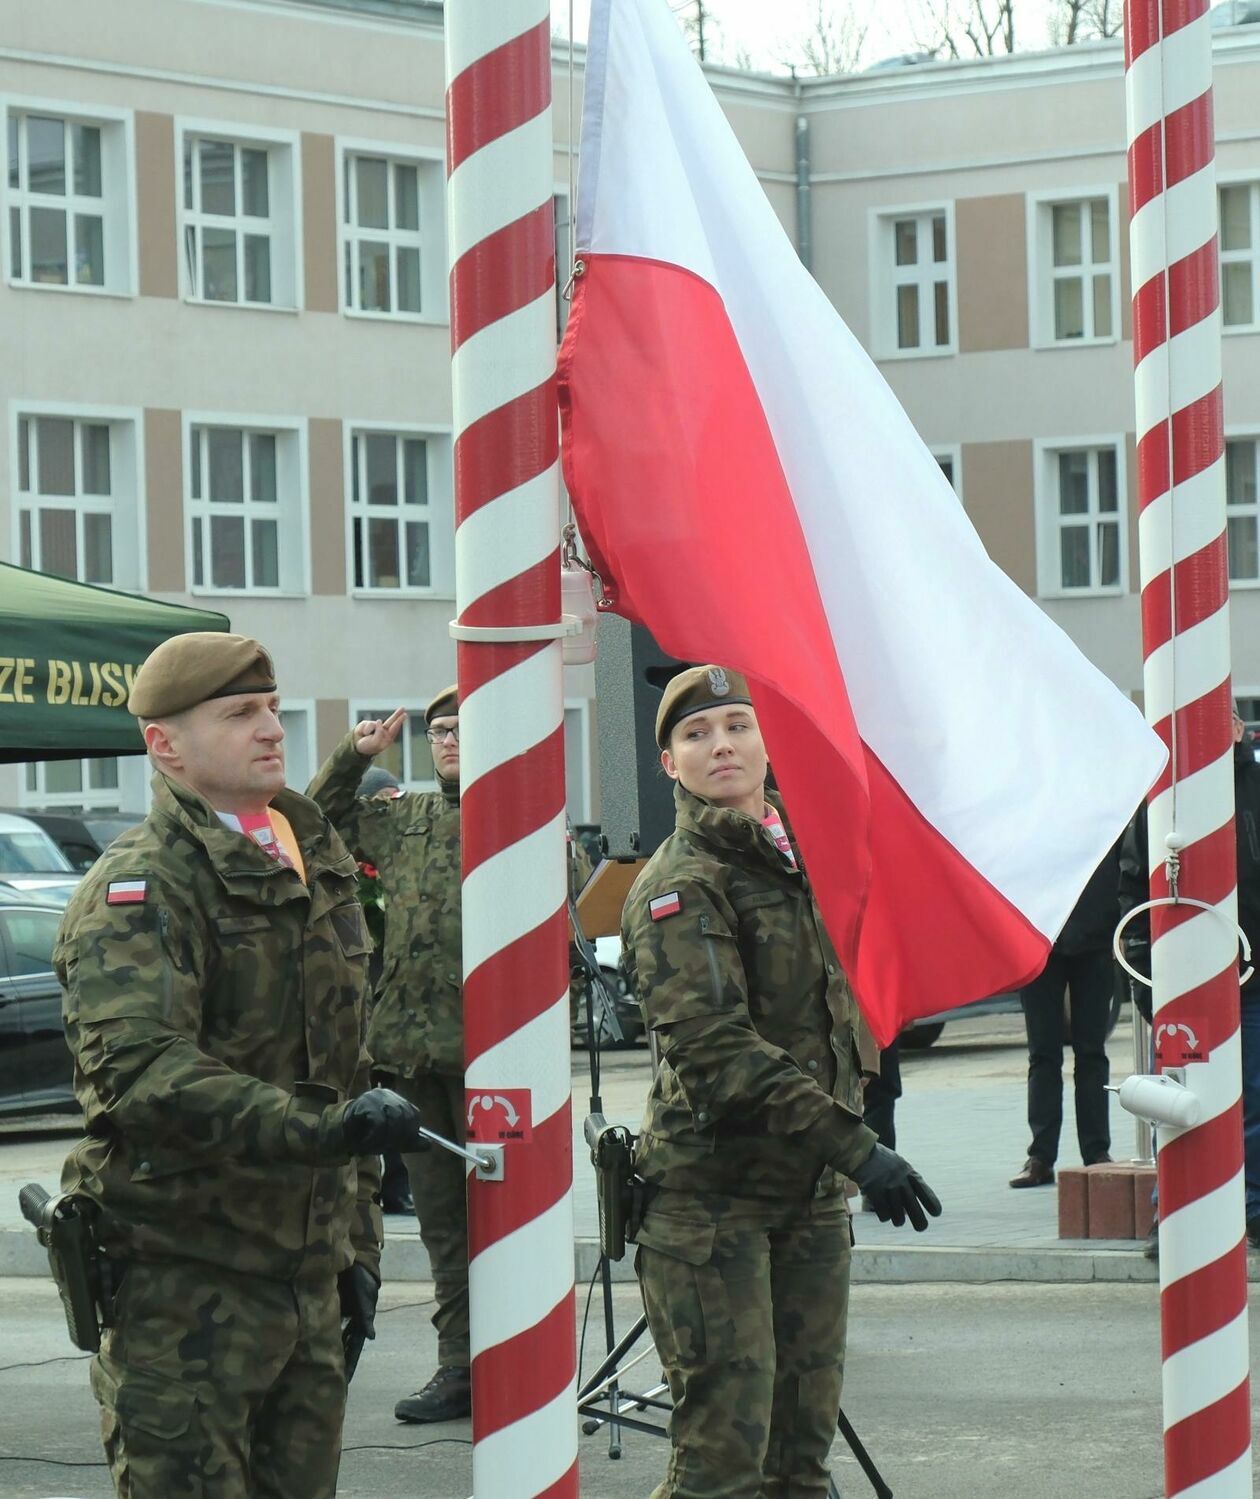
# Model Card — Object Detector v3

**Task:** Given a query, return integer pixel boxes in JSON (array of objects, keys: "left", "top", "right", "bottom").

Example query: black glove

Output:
[
  {"left": 338, "top": 1262, "right": 380, "bottom": 1383},
  {"left": 852, "top": 1143, "right": 942, "bottom": 1232},
  {"left": 339, "top": 1088, "right": 426, "bottom": 1155}
]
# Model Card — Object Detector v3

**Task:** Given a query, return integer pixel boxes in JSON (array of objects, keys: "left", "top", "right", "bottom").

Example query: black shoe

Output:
[
  {"left": 1246, "top": 1218, "right": 1260, "bottom": 1251},
  {"left": 1009, "top": 1156, "right": 1055, "bottom": 1189},
  {"left": 1143, "top": 1220, "right": 1159, "bottom": 1261},
  {"left": 394, "top": 1366, "right": 472, "bottom": 1423},
  {"left": 381, "top": 1194, "right": 414, "bottom": 1215}
]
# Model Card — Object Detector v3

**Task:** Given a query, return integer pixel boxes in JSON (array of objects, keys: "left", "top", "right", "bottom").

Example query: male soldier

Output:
[
  {"left": 57, "top": 633, "right": 425, "bottom": 1499},
  {"left": 308, "top": 689, "right": 590, "bottom": 1424},
  {"left": 622, "top": 665, "right": 940, "bottom": 1499}
]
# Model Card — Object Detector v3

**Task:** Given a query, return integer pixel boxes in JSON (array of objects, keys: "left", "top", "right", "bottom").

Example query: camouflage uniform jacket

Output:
[
  {"left": 307, "top": 734, "right": 464, "bottom": 1076},
  {"left": 57, "top": 773, "right": 382, "bottom": 1283},
  {"left": 622, "top": 784, "right": 878, "bottom": 1199},
  {"left": 308, "top": 733, "right": 593, "bottom": 1078}
]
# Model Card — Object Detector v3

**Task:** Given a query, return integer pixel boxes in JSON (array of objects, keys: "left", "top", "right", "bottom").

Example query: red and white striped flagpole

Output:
[
  {"left": 445, "top": 5, "right": 578, "bottom": 1496},
  {"left": 1125, "top": 3, "right": 1253, "bottom": 1493}
]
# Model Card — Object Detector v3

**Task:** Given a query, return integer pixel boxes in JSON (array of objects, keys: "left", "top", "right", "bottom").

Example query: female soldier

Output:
[{"left": 622, "top": 665, "right": 940, "bottom": 1499}]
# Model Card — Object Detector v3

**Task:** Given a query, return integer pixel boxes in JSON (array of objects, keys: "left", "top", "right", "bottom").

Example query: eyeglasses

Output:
[{"left": 425, "top": 725, "right": 460, "bottom": 744}]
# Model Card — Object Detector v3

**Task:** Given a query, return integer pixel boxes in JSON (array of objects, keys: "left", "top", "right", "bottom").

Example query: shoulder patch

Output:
[
  {"left": 649, "top": 891, "right": 682, "bottom": 921},
  {"left": 106, "top": 879, "right": 147, "bottom": 905}
]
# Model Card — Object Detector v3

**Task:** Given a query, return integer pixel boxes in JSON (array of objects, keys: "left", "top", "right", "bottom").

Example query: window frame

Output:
[
  {"left": 278, "top": 699, "right": 316, "bottom": 792},
  {"left": 932, "top": 445, "right": 963, "bottom": 502},
  {"left": 348, "top": 700, "right": 439, "bottom": 792},
  {"left": 174, "top": 118, "right": 302, "bottom": 312},
  {"left": 336, "top": 136, "right": 447, "bottom": 324},
  {"left": 182, "top": 410, "right": 310, "bottom": 598},
  {"left": 8, "top": 400, "right": 147, "bottom": 590},
  {"left": 1, "top": 95, "right": 137, "bottom": 299},
  {"left": 564, "top": 697, "right": 592, "bottom": 823},
  {"left": 343, "top": 418, "right": 455, "bottom": 599},
  {"left": 22, "top": 756, "right": 124, "bottom": 814},
  {"left": 1026, "top": 185, "right": 1122, "bottom": 350},
  {"left": 868, "top": 200, "right": 958, "bottom": 362},
  {"left": 1224, "top": 426, "right": 1260, "bottom": 590},
  {"left": 1218, "top": 174, "right": 1260, "bottom": 335},
  {"left": 1034, "top": 434, "right": 1130, "bottom": 599}
]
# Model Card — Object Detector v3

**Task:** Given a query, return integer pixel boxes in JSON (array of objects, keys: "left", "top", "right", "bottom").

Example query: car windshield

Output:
[{"left": 0, "top": 830, "right": 76, "bottom": 874}]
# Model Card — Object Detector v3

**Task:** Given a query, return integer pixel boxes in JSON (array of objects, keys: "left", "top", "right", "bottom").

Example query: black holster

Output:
[
  {"left": 584, "top": 1116, "right": 649, "bottom": 1261},
  {"left": 18, "top": 1184, "right": 120, "bottom": 1352}
]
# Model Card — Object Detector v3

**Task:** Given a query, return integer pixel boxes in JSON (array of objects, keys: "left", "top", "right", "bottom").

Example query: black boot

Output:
[{"left": 394, "top": 1366, "right": 472, "bottom": 1423}]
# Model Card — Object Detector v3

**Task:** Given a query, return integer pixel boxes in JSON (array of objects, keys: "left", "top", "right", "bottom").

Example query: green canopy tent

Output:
[{"left": 0, "top": 563, "right": 229, "bottom": 763}]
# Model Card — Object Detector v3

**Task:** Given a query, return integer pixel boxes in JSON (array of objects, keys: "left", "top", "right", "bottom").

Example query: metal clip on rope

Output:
[{"left": 1112, "top": 831, "right": 1254, "bottom": 989}]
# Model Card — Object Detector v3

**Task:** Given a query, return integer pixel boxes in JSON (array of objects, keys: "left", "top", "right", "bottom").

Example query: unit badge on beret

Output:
[{"left": 707, "top": 667, "right": 729, "bottom": 696}]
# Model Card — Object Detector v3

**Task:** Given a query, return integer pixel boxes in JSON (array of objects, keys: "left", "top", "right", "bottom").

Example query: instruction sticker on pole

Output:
[
  {"left": 1155, "top": 1021, "right": 1211, "bottom": 1066},
  {"left": 465, "top": 1089, "right": 533, "bottom": 1143}
]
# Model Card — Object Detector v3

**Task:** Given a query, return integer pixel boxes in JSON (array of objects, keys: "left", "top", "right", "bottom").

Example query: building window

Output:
[
  {"left": 1030, "top": 192, "right": 1118, "bottom": 346},
  {"left": 14, "top": 411, "right": 141, "bottom": 588},
  {"left": 1221, "top": 183, "right": 1259, "bottom": 331},
  {"left": 349, "top": 704, "right": 436, "bottom": 789},
  {"left": 563, "top": 701, "right": 591, "bottom": 821},
  {"left": 341, "top": 147, "right": 445, "bottom": 318},
  {"left": 188, "top": 422, "right": 305, "bottom": 594},
  {"left": 1037, "top": 442, "right": 1126, "bottom": 596},
  {"left": 1227, "top": 438, "right": 1260, "bottom": 583},
  {"left": 24, "top": 757, "right": 121, "bottom": 812},
  {"left": 873, "top": 207, "right": 955, "bottom": 357},
  {"left": 180, "top": 127, "right": 298, "bottom": 307},
  {"left": 350, "top": 431, "right": 432, "bottom": 591},
  {"left": 279, "top": 706, "right": 313, "bottom": 790},
  {"left": 933, "top": 447, "right": 962, "bottom": 498},
  {"left": 5, "top": 107, "right": 133, "bottom": 294}
]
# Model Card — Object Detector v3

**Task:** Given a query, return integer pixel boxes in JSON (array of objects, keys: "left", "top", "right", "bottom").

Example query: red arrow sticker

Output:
[
  {"left": 465, "top": 1088, "right": 533, "bottom": 1143},
  {"left": 1154, "top": 1020, "right": 1211, "bottom": 1066}
]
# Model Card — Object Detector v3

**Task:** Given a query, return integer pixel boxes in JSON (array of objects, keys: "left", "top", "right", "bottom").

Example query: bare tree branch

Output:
[
  {"left": 912, "top": 0, "right": 1016, "bottom": 58},
  {"left": 781, "top": 1, "right": 872, "bottom": 77}
]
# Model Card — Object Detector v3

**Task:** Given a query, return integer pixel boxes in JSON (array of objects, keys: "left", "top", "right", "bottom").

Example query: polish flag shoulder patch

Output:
[
  {"left": 106, "top": 879, "right": 147, "bottom": 905},
  {"left": 649, "top": 891, "right": 682, "bottom": 921}
]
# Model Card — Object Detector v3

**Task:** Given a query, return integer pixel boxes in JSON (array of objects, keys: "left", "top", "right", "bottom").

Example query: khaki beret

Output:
[
  {"left": 655, "top": 665, "right": 753, "bottom": 747},
  {"left": 129, "top": 633, "right": 276, "bottom": 719},
  {"left": 425, "top": 683, "right": 459, "bottom": 724}
]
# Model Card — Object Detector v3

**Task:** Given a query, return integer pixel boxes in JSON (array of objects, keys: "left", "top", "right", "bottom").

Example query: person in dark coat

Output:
[
  {"left": 1010, "top": 843, "right": 1121, "bottom": 1187},
  {"left": 1120, "top": 706, "right": 1260, "bottom": 1245}
]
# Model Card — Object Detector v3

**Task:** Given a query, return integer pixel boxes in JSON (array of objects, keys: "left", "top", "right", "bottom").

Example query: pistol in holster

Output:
[
  {"left": 584, "top": 1115, "right": 649, "bottom": 1262},
  {"left": 18, "top": 1183, "right": 120, "bottom": 1353}
]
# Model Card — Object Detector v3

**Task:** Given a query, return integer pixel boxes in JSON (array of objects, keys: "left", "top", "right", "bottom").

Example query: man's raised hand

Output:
[{"left": 353, "top": 707, "right": 407, "bottom": 758}]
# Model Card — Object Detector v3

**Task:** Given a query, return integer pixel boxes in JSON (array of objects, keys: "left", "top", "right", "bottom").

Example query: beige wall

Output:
[
  {"left": 135, "top": 112, "right": 178, "bottom": 300},
  {"left": 316, "top": 697, "right": 350, "bottom": 763},
  {"left": 302, "top": 134, "right": 339, "bottom": 316},
  {"left": 143, "top": 409, "right": 184, "bottom": 592},
  {"left": 956, "top": 195, "right": 1029, "bottom": 354},
  {"left": 309, "top": 418, "right": 345, "bottom": 596},
  {"left": 961, "top": 439, "right": 1036, "bottom": 595}
]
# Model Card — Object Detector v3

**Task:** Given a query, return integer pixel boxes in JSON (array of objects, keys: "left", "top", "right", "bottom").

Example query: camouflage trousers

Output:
[
  {"left": 635, "top": 1187, "right": 852, "bottom": 1499},
  {"left": 391, "top": 1069, "right": 470, "bottom": 1367},
  {"left": 89, "top": 1258, "right": 344, "bottom": 1499}
]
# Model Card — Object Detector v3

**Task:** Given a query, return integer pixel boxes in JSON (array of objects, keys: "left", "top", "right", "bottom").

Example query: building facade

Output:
[{"left": 0, "top": 0, "right": 1257, "bottom": 814}]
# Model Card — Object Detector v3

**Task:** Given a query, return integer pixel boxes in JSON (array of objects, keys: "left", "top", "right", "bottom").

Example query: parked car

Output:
[
  {"left": 0, "top": 882, "right": 74, "bottom": 1118},
  {"left": 16, "top": 809, "right": 144, "bottom": 872},
  {"left": 0, "top": 812, "right": 82, "bottom": 905}
]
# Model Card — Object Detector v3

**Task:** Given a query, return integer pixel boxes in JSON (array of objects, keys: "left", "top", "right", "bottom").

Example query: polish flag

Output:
[{"left": 557, "top": 0, "right": 1166, "bottom": 1045}]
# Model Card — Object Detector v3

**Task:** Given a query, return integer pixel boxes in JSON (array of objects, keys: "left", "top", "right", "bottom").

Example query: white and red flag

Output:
[{"left": 558, "top": 0, "right": 1166, "bottom": 1046}]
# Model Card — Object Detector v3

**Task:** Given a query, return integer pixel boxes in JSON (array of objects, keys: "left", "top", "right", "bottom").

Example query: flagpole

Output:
[
  {"left": 444, "top": 6, "right": 578, "bottom": 1497},
  {"left": 1123, "top": 3, "right": 1252, "bottom": 1494}
]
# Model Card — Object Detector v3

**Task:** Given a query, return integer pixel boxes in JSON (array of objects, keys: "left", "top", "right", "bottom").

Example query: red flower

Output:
[{"left": 358, "top": 862, "right": 379, "bottom": 880}]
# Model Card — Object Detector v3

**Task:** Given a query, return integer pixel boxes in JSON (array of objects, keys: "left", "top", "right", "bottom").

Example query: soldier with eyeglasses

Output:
[{"left": 308, "top": 685, "right": 590, "bottom": 1423}]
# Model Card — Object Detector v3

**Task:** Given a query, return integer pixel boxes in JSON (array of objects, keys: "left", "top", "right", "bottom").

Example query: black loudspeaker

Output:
[{"left": 595, "top": 616, "right": 691, "bottom": 860}]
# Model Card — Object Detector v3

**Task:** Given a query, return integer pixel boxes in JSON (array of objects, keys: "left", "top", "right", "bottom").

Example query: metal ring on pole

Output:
[
  {"left": 1112, "top": 899, "right": 1254, "bottom": 989},
  {"left": 449, "top": 617, "right": 584, "bottom": 643}
]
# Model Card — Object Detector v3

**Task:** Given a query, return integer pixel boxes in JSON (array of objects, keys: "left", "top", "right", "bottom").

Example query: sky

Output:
[{"left": 550, "top": 1, "right": 1066, "bottom": 75}]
